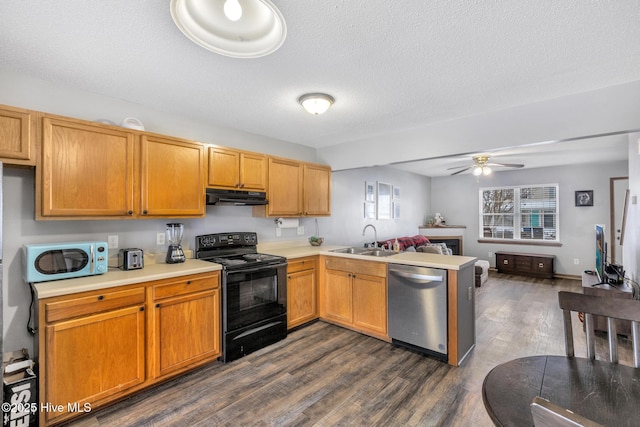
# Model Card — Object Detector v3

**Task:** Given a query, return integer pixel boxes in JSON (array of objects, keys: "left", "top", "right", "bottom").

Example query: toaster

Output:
[{"left": 118, "top": 248, "right": 144, "bottom": 270}]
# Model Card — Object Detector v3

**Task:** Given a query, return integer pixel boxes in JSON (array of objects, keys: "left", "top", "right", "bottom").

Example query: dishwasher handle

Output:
[{"left": 388, "top": 268, "right": 444, "bottom": 286}]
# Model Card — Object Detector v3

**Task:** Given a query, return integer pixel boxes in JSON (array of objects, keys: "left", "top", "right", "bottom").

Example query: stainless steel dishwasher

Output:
[{"left": 388, "top": 263, "right": 447, "bottom": 360}]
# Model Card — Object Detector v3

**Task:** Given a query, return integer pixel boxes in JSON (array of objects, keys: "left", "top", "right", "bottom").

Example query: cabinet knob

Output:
[
  {"left": 127, "top": 210, "right": 133, "bottom": 215},
  {"left": 97, "top": 295, "right": 104, "bottom": 301},
  {"left": 142, "top": 210, "right": 148, "bottom": 215},
  {"left": 240, "top": 183, "right": 245, "bottom": 188},
  {"left": 186, "top": 280, "right": 191, "bottom": 285},
  {"left": 140, "top": 306, "right": 145, "bottom": 312},
  {"left": 155, "top": 303, "right": 160, "bottom": 308}
]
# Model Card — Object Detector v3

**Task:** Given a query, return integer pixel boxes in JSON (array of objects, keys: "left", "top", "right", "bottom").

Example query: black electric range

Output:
[{"left": 194, "top": 232, "right": 288, "bottom": 362}]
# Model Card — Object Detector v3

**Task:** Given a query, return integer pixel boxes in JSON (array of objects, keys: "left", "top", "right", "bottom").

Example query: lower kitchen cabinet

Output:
[
  {"left": 287, "top": 257, "right": 318, "bottom": 329},
  {"left": 37, "top": 271, "right": 221, "bottom": 426},
  {"left": 150, "top": 273, "right": 221, "bottom": 378},
  {"left": 41, "top": 287, "right": 146, "bottom": 425},
  {"left": 321, "top": 257, "right": 388, "bottom": 340}
]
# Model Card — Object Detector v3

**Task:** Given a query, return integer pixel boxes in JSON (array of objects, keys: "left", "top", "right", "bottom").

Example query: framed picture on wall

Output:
[
  {"left": 364, "top": 201, "right": 376, "bottom": 219},
  {"left": 365, "top": 181, "right": 376, "bottom": 202},
  {"left": 377, "top": 182, "right": 392, "bottom": 219},
  {"left": 575, "top": 190, "right": 593, "bottom": 207}
]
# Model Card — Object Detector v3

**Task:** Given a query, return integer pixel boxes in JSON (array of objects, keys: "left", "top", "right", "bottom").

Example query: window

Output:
[{"left": 480, "top": 184, "right": 558, "bottom": 242}]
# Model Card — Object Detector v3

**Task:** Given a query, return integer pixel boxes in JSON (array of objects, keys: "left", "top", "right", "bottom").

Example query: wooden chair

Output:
[
  {"left": 558, "top": 291, "right": 640, "bottom": 367},
  {"left": 530, "top": 396, "right": 603, "bottom": 427}
]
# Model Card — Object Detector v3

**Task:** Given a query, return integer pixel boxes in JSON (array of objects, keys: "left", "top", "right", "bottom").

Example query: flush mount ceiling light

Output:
[
  {"left": 298, "top": 93, "right": 335, "bottom": 115},
  {"left": 170, "top": 0, "right": 287, "bottom": 58}
]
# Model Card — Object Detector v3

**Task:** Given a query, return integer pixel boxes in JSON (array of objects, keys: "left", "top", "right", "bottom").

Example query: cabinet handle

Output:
[
  {"left": 142, "top": 210, "right": 148, "bottom": 215},
  {"left": 240, "top": 183, "right": 245, "bottom": 188},
  {"left": 97, "top": 295, "right": 104, "bottom": 301},
  {"left": 140, "top": 306, "right": 145, "bottom": 312},
  {"left": 538, "top": 263, "right": 544, "bottom": 268},
  {"left": 155, "top": 303, "right": 160, "bottom": 308},
  {"left": 186, "top": 280, "right": 191, "bottom": 285},
  {"left": 127, "top": 210, "right": 133, "bottom": 215}
]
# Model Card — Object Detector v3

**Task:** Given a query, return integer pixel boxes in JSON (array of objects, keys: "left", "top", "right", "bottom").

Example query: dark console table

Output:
[
  {"left": 495, "top": 251, "right": 555, "bottom": 279},
  {"left": 582, "top": 271, "right": 633, "bottom": 336}
]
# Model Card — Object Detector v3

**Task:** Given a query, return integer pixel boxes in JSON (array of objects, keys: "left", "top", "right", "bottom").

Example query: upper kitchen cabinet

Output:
[
  {"left": 303, "top": 163, "right": 331, "bottom": 216},
  {"left": 256, "top": 157, "right": 331, "bottom": 217},
  {"left": 207, "top": 146, "right": 266, "bottom": 191},
  {"left": 38, "top": 115, "right": 205, "bottom": 219},
  {"left": 0, "top": 104, "right": 37, "bottom": 166},
  {"left": 140, "top": 134, "right": 205, "bottom": 217}
]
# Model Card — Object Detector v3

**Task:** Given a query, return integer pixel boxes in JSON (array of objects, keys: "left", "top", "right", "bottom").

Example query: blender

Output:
[{"left": 165, "top": 223, "right": 186, "bottom": 263}]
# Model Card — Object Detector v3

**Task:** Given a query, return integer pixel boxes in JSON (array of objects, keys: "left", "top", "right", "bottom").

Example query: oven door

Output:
[{"left": 223, "top": 262, "right": 287, "bottom": 333}]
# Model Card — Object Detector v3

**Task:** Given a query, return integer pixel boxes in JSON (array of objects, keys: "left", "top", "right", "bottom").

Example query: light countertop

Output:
[
  {"left": 260, "top": 244, "right": 477, "bottom": 271},
  {"left": 33, "top": 259, "right": 222, "bottom": 299}
]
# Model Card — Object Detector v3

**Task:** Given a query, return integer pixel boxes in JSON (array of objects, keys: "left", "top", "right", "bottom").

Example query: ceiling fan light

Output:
[
  {"left": 482, "top": 166, "right": 492, "bottom": 175},
  {"left": 472, "top": 166, "right": 483, "bottom": 176},
  {"left": 299, "top": 93, "right": 334, "bottom": 115}
]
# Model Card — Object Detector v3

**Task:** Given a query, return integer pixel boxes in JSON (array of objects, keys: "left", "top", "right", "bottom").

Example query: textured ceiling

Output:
[{"left": 1, "top": 1, "right": 639, "bottom": 175}]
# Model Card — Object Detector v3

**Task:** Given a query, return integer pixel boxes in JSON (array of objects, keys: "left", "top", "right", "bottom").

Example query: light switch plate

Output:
[
  {"left": 108, "top": 235, "right": 119, "bottom": 249},
  {"left": 297, "top": 226, "right": 304, "bottom": 235}
]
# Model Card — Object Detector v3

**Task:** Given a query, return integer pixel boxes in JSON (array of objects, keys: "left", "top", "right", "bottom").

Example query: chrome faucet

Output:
[{"left": 362, "top": 224, "right": 378, "bottom": 248}]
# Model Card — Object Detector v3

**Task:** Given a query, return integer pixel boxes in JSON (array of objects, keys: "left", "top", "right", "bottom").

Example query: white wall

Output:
[{"left": 431, "top": 160, "right": 628, "bottom": 276}]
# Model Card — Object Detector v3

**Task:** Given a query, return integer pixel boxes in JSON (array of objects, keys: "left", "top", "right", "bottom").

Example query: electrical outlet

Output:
[
  {"left": 297, "top": 226, "right": 305, "bottom": 235},
  {"left": 573, "top": 258, "right": 580, "bottom": 265},
  {"left": 276, "top": 228, "right": 282, "bottom": 237},
  {"left": 108, "top": 235, "right": 118, "bottom": 249},
  {"left": 488, "top": 251, "right": 493, "bottom": 258},
  {"left": 157, "top": 233, "right": 165, "bottom": 245}
]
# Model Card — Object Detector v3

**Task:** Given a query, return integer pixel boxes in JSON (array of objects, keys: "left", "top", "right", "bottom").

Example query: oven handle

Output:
[{"left": 226, "top": 263, "right": 287, "bottom": 275}]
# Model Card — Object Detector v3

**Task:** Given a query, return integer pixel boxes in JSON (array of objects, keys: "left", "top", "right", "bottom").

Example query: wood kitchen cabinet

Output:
[
  {"left": 38, "top": 115, "right": 205, "bottom": 219},
  {"left": 0, "top": 104, "right": 37, "bottom": 165},
  {"left": 207, "top": 146, "right": 267, "bottom": 191},
  {"left": 40, "top": 286, "right": 146, "bottom": 425},
  {"left": 140, "top": 133, "right": 205, "bottom": 217},
  {"left": 37, "top": 270, "right": 221, "bottom": 426},
  {"left": 320, "top": 257, "right": 388, "bottom": 339},
  {"left": 256, "top": 157, "right": 331, "bottom": 217},
  {"left": 287, "top": 257, "right": 318, "bottom": 329},
  {"left": 303, "top": 163, "right": 331, "bottom": 216},
  {"left": 149, "top": 272, "right": 221, "bottom": 378}
]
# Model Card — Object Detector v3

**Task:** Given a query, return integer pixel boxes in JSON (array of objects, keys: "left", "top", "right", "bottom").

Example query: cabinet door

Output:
[
  {"left": 44, "top": 305, "right": 145, "bottom": 424},
  {"left": 240, "top": 152, "right": 267, "bottom": 191},
  {"left": 322, "top": 269, "right": 353, "bottom": 325},
  {"left": 287, "top": 268, "right": 317, "bottom": 329},
  {"left": 141, "top": 134, "right": 205, "bottom": 217},
  {"left": 303, "top": 163, "right": 331, "bottom": 216},
  {"left": 267, "top": 157, "right": 303, "bottom": 216},
  {"left": 40, "top": 117, "right": 135, "bottom": 217},
  {"left": 353, "top": 273, "right": 387, "bottom": 335},
  {"left": 0, "top": 104, "right": 34, "bottom": 165},
  {"left": 208, "top": 146, "right": 240, "bottom": 189},
  {"left": 152, "top": 289, "right": 220, "bottom": 378}
]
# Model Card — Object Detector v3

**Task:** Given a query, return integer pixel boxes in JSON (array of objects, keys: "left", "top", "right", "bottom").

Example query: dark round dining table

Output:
[{"left": 482, "top": 355, "right": 640, "bottom": 426}]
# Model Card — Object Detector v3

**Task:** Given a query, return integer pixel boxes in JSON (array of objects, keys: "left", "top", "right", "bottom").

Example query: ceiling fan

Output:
[{"left": 447, "top": 155, "right": 524, "bottom": 176}]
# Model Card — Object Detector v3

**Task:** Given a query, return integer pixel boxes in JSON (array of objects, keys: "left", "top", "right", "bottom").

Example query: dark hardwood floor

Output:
[{"left": 67, "top": 273, "right": 632, "bottom": 427}]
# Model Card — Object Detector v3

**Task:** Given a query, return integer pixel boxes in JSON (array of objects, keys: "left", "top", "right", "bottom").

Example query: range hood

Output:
[{"left": 206, "top": 189, "right": 268, "bottom": 206}]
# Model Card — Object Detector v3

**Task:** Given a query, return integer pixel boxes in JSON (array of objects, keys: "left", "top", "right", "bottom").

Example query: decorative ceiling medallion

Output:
[{"left": 170, "top": 0, "right": 287, "bottom": 59}]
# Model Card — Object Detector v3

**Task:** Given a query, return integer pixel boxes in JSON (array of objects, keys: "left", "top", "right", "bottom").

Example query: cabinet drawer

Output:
[
  {"left": 288, "top": 257, "right": 317, "bottom": 274},
  {"left": 45, "top": 287, "right": 145, "bottom": 323},
  {"left": 152, "top": 272, "right": 219, "bottom": 300},
  {"left": 515, "top": 257, "right": 532, "bottom": 269},
  {"left": 324, "top": 257, "right": 386, "bottom": 277},
  {"left": 533, "top": 257, "right": 553, "bottom": 273}
]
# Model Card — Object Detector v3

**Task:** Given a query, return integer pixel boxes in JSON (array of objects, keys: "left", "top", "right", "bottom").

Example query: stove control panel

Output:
[{"left": 195, "top": 232, "right": 257, "bottom": 250}]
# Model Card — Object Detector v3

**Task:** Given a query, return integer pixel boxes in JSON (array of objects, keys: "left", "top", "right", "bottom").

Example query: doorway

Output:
[{"left": 610, "top": 176, "right": 628, "bottom": 266}]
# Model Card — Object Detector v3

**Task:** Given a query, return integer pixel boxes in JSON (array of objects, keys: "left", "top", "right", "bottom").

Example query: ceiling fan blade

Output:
[
  {"left": 450, "top": 166, "right": 472, "bottom": 176},
  {"left": 486, "top": 162, "right": 525, "bottom": 168},
  {"left": 446, "top": 165, "right": 472, "bottom": 170}
]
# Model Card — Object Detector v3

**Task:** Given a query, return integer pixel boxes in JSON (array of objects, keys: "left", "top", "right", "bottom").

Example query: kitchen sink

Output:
[
  {"left": 330, "top": 247, "right": 371, "bottom": 254},
  {"left": 330, "top": 247, "right": 397, "bottom": 257}
]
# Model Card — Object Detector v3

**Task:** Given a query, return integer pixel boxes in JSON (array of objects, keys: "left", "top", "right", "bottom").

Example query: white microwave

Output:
[{"left": 23, "top": 241, "right": 108, "bottom": 283}]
